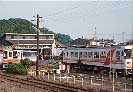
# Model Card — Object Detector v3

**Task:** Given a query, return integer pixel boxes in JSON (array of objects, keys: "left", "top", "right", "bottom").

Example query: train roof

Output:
[{"left": 65, "top": 45, "right": 132, "bottom": 51}]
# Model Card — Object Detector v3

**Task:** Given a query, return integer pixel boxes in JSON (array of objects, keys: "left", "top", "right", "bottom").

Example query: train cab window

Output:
[
  {"left": 13, "top": 51, "right": 18, "bottom": 58},
  {"left": 124, "top": 49, "right": 131, "bottom": 59},
  {"left": 116, "top": 51, "right": 120, "bottom": 59},
  {"left": 3, "top": 51, "right": 7, "bottom": 59},
  {"left": 9, "top": 52, "right": 12, "bottom": 57}
]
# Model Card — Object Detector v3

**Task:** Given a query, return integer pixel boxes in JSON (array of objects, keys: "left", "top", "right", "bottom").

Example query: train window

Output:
[
  {"left": 83, "top": 52, "right": 87, "bottom": 58},
  {"left": 88, "top": 52, "right": 93, "bottom": 58},
  {"left": 100, "top": 52, "right": 103, "bottom": 57},
  {"left": 64, "top": 53, "right": 65, "bottom": 57},
  {"left": 124, "top": 49, "right": 131, "bottom": 59},
  {"left": 23, "top": 51, "right": 36, "bottom": 57},
  {"left": 94, "top": 52, "right": 99, "bottom": 58},
  {"left": 13, "top": 51, "right": 18, "bottom": 58},
  {"left": 21, "top": 53, "right": 23, "bottom": 59},
  {"left": 104, "top": 51, "right": 106, "bottom": 55},
  {"left": 75, "top": 52, "right": 78, "bottom": 57},
  {"left": 3, "top": 51, "right": 7, "bottom": 59},
  {"left": 67, "top": 52, "right": 68, "bottom": 57},
  {"left": 79, "top": 52, "right": 82, "bottom": 58},
  {"left": 116, "top": 51, "right": 120, "bottom": 60},
  {"left": 9, "top": 52, "right": 12, "bottom": 57},
  {"left": 71, "top": 52, "right": 74, "bottom": 58},
  {"left": 100, "top": 52, "right": 102, "bottom": 55}
]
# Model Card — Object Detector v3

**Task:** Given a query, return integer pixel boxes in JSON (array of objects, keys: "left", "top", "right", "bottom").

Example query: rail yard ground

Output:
[
  {"left": 0, "top": 68, "right": 132, "bottom": 92},
  {"left": 0, "top": 72, "right": 46, "bottom": 92}
]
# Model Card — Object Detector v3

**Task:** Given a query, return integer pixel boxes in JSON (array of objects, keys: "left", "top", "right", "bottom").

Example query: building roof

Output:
[
  {"left": 65, "top": 45, "right": 129, "bottom": 51},
  {"left": 5, "top": 33, "right": 54, "bottom": 36},
  {"left": 8, "top": 40, "right": 54, "bottom": 45},
  {"left": 0, "top": 33, "right": 55, "bottom": 46}
]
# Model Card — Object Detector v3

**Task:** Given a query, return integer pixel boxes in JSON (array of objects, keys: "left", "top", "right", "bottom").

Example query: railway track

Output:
[{"left": 0, "top": 73, "right": 89, "bottom": 92}]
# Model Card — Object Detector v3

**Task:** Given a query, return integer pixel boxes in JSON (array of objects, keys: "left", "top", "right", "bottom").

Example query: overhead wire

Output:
[
  {"left": 45, "top": 1, "right": 133, "bottom": 22},
  {"left": 42, "top": 1, "right": 133, "bottom": 40}
]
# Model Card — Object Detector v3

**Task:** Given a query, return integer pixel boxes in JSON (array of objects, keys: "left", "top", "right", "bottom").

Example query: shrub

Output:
[
  {"left": 6, "top": 58, "right": 31, "bottom": 75},
  {"left": 20, "top": 58, "right": 32, "bottom": 69}
]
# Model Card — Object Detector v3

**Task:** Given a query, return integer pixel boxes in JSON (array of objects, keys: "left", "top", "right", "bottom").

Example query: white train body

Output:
[
  {"left": 2, "top": 50, "right": 37, "bottom": 63},
  {"left": 63, "top": 45, "right": 132, "bottom": 71}
]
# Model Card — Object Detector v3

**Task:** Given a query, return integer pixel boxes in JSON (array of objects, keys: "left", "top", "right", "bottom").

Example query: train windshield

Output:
[
  {"left": 124, "top": 49, "right": 132, "bottom": 59},
  {"left": 23, "top": 51, "right": 37, "bottom": 57}
]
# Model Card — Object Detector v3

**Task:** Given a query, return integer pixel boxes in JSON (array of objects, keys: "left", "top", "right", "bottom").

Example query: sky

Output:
[{"left": 0, "top": 0, "right": 133, "bottom": 42}]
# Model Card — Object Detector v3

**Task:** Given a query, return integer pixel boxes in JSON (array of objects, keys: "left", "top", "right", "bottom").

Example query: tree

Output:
[
  {"left": 56, "top": 33, "right": 72, "bottom": 45},
  {"left": 0, "top": 18, "right": 73, "bottom": 45}
]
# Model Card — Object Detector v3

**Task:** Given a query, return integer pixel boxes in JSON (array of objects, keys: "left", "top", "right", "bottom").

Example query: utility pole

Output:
[{"left": 31, "top": 14, "right": 43, "bottom": 76}]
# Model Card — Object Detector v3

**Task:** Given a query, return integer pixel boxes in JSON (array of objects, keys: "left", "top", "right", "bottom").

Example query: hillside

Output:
[{"left": 0, "top": 18, "right": 72, "bottom": 45}]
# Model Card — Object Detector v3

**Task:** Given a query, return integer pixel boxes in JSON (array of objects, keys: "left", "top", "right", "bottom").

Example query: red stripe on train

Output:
[{"left": 103, "top": 49, "right": 115, "bottom": 65}]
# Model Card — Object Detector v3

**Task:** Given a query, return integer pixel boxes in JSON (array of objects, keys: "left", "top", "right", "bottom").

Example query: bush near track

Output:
[{"left": 6, "top": 58, "right": 31, "bottom": 75}]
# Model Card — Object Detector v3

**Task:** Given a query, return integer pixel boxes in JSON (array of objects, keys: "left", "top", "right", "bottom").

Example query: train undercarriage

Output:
[{"left": 69, "top": 63, "right": 132, "bottom": 78}]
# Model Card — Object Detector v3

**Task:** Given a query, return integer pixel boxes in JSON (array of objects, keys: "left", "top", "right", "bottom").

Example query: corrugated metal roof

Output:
[{"left": 65, "top": 45, "right": 126, "bottom": 51}]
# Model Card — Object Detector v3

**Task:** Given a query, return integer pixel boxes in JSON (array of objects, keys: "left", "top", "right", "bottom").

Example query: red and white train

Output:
[
  {"left": 0, "top": 47, "right": 53, "bottom": 68},
  {"left": 0, "top": 50, "right": 37, "bottom": 68},
  {"left": 63, "top": 45, "right": 132, "bottom": 75}
]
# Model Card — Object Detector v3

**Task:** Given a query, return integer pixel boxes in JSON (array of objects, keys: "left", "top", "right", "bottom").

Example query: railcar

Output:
[
  {"left": 63, "top": 45, "right": 132, "bottom": 75},
  {"left": 1, "top": 50, "right": 37, "bottom": 68}
]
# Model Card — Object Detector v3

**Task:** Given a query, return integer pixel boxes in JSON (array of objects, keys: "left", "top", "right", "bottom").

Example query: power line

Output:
[
  {"left": 44, "top": 1, "right": 133, "bottom": 23},
  {"left": 40, "top": 2, "right": 132, "bottom": 42}
]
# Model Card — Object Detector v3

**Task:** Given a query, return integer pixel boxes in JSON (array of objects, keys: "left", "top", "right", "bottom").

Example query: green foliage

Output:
[
  {"left": 56, "top": 33, "right": 73, "bottom": 45},
  {"left": 15, "top": 63, "right": 27, "bottom": 75},
  {"left": 6, "top": 63, "right": 27, "bottom": 75},
  {"left": 6, "top": 59, "right": 31, "bottom": 75},
  {"left": 0, "top": 18, "right": 35, "bottom": 36},
  {"left": 0, "top": 18, "right": 73, "bottom": 45},
  {"left": 20, "top": 58, "right": 31, "bottom": 69},
  {"left": 6, "top": 63, "right": 16, "bottom": 73}
]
